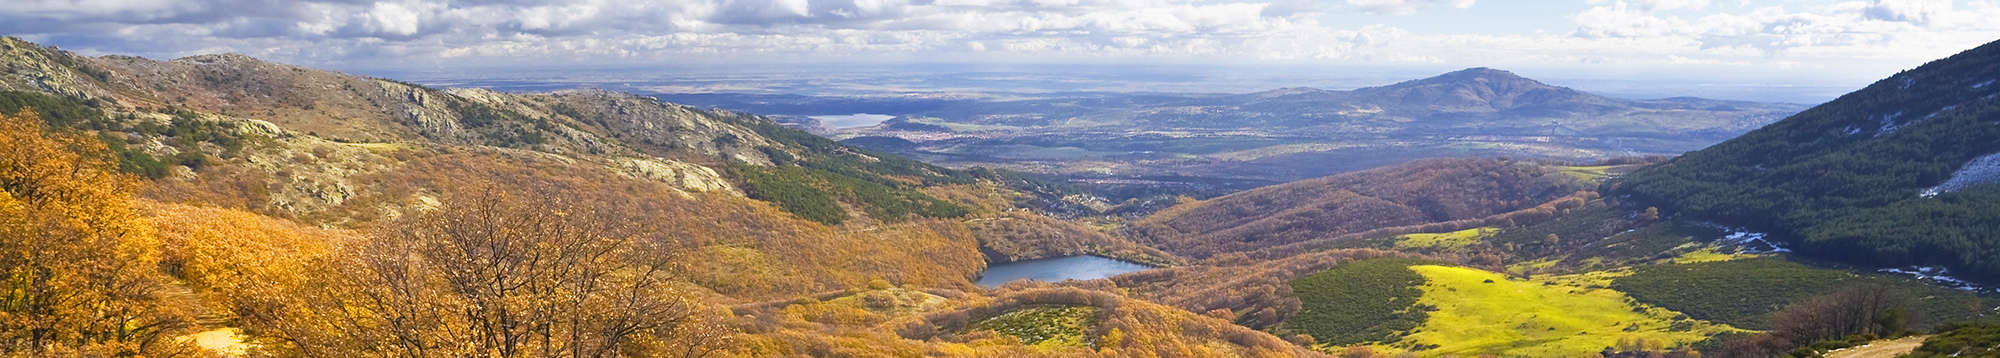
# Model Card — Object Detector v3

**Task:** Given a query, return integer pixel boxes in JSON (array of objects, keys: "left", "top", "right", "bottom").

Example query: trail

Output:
[
  {"left": 161, "top": 281, "right": 251, "bottom": 356},
  {"left": 1826, "top": 335, "right": 1929, "bottom": 358}
]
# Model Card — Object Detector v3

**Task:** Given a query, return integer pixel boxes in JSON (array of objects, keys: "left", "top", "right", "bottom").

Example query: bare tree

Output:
[{"left": 300, "top": 183, "right": 731, "bottom": 357}]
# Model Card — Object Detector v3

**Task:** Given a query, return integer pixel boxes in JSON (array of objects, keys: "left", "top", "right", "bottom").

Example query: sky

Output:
[{"left": 5, "top": 0, "right": 2000, "bottom": 99}]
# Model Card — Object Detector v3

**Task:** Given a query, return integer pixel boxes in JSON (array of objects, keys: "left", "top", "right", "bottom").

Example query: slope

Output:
[
  {"left": 0, "top": 39, "right": 1342, "bottom": 357},
  {"left": 1133, "top": 158, "right": 1580, "bottom": 257},
  {"left": 0, "top": 36, "right": 988, "bottom": 228},
  {"left": 1618, "top": 38, "right": 2000, "bottom": 282}
]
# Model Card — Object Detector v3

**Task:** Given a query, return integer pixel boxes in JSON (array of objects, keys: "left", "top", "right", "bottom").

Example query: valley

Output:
[
  {"left": 2, "top": 32, "right": 2000, "bottom": 358},
  {"left": 657, "top": 69, "right": 1804, "bottom": 200}
]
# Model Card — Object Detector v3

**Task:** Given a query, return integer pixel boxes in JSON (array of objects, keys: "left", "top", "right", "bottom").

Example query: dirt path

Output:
[
  {"left": 1826, "top": 335, "right": 1930, "bottom": 358},
  {"left": 162, "top": 281, "right": 251, "bottom": 356}
]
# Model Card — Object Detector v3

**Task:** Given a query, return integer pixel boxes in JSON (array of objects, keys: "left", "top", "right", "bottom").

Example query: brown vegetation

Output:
[
  {"left": 1111, "top": 249, "right": 1420, "bottom": 330},
  {"left": 347, "top": 152, "right": 986, "bottom": 299},
  {"left": 890, "top": 286, "right": 1322, "bottom": 358},
  {"left": 1133, "top": 158, "right": 1577, "bottom": 257},
  {"left": 0, "top": 38, "right": 1405, "bottom": 357},
  {"left": 1714, "top": 286, "right": 1915, "bottom": 358},
  {"left": 968, "top": 210, "right": 1180, "bottom": 265}
]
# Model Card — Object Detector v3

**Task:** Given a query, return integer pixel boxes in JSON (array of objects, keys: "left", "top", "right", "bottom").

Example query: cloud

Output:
[
  {"left": 1344, "top": 0, "right": 1476, "bottom": 15},
  {"left": 1572, "top": 0, "right": 2000, "bottom": 65},
  {"left": 1863, "top": 0, "right": 1952, "bottom": 24},
  {"left": 1639, "top": 0, "right": 1709, "bottom": 11},
  {"left": 0, "top": 0, "right": 1994, "bottom": 82}
]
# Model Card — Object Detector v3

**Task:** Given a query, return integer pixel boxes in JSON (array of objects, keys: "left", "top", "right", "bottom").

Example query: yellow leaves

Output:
[
  {"left": 1099, "top": 327, "right": 1126, "bottom": 348},
  {"left": 144, "top": 201, "right": 350, "bottom": 295},
  {"left": 0, "top": 109, "right": 191, "bottom": 355}
]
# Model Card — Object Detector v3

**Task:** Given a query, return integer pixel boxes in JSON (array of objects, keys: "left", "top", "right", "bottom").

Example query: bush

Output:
[
  {"left": 1612, "top": 257, "right": 1986, "bottom": 330},
  {"left": 1286, "top": 258, "right": 1435, "bottom": 345},
  {"left": 1905, "top": 323, "right": 2000, "bottom": 358}
]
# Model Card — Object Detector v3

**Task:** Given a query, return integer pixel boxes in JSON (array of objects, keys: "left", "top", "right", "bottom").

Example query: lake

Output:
[
  {"left": 808, "top": 113, "right": 896, "bottom": 129},
  {"left": 976, "top": 255, "right": 1155, "bottom": 287}
]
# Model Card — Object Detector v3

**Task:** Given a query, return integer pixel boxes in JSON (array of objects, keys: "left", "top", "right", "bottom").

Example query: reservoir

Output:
[
  {"left": 808, "top": 113, "right": 896, "bottom": 129},
  {"left": 976, "top": 255, "right": 1155, "bottom": 287}
]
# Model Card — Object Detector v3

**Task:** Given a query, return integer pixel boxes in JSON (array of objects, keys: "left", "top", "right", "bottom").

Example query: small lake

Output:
[
  {"left": 808, "top": 113, "right": 896, "bottom": 129},
  {"left": 976, "top": 255, "right": 1155, "bottom": 287}
]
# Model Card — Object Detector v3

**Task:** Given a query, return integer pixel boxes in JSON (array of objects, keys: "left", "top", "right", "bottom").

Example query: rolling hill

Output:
[
  {"left": 1133, "top": 158, "right": 1584, "bottom": 257},
  {"left": 1618, "top": 37, "right": 2000, "bottom": 283}
]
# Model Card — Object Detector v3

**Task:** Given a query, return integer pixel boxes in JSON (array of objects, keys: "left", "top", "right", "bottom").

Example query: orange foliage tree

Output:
[
  {"left": 0, "top": 110, "right": 192, "bottom": 355},
  {"left": 235, "top": 183, "right": 736, "bottom": 357}
]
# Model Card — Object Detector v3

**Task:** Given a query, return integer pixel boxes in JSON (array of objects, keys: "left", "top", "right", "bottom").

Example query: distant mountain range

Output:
[{"left": 672, "top": 67, "right": 1805, "bottom": 195}]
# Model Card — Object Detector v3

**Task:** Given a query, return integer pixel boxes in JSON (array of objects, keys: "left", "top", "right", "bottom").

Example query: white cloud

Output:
[
  {"left": 1344, "top": 0, "right": 1476, "bottom": 15},
  {"left": 0, "top": 0, "right": 1994, "bottom": 83},
  {"left": 1863, "top": 0, "right": 1952, "bottom": 24},
  {"left": 364, "top": 2, "right": 424, "bottom": 37},
  {"left": 1635, "top": 0, "right": 1710, "bottom": 11}
]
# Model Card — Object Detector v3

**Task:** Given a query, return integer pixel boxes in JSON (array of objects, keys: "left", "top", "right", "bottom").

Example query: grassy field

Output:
[
  {"left": 1287, "top": 258, "right": 1435, "bottom": 346},
  {"left": 973, "top": 305, "right": 1103, "bottom": 349},
  {"left": 1391, "top": 265, "right": 1736, "bottom": 357},
  {"left": 1611, "top": 257, "right": 1993, "bottom": 330},
  {"left": 1395, "top": 227, "right": 1498, "bottom": 251},
  {"left": 1556, "top": 165, "right": 1637, "bottom": 184},
  {"left": 1670, "top": 246, "right": 1759, "bottom": 264}
]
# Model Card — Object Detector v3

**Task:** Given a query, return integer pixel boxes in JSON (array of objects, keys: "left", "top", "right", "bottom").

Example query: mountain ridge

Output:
[
  {"left": 1619, "top": 37, "right": 2000, "bottom": 282},
  {"left": 811, "top": 65, "right": 1804, "bottom": 186}
]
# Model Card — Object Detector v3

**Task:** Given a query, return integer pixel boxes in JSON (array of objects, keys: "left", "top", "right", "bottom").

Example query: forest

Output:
[{"left": 1618, "top": 38, "right": 2000, "bottom": 282}]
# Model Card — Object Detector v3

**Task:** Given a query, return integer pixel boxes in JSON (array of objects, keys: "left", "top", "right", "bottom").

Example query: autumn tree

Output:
[
  {"left": 0, "top": 110, "right": 192, "bottom": 355},
  {"left": 1712, "top": 285, "right": 1911, "bottom": 358},
  {"left": 281, "top": 184, "right": 733, "bottom": 357}
]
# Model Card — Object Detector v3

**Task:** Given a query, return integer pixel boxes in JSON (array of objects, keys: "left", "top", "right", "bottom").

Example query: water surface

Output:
[
  {"left": 809, "top": 113, "right": 896, "bottom": 129},
  {"left": 976, "top": 255, "right": 1154, "bottom": 287}
]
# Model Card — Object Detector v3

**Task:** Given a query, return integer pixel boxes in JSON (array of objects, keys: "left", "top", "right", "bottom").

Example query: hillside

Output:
[
  {"left": 0, "top": 36, "right": 1004, "bottom": 228},
  {"left": 1133, "top": 158, "right": 1581, "bottom": 257},
  {"left": 9, "top": 34, "right": 1997, "bottom": 357},
  {"left": 1618, "top": 38, "right": 2000, "bottom": 282},
  {"left": 0, "top": 38, "right": 1372, "bottom": 356}
]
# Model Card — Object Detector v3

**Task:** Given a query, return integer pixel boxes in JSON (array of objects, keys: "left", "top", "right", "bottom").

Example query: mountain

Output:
[
  {"left": 792, "top": 67, "right": 1806, "bottom": 197},
  {"left": 1161, "top": 67, "right": 1785, "bottom": 137},
  {"left": 1237, "top": 67, "right": 1619, "bottom": 121},
  {"left": 0, "top": 36, "right": 1005, "bottom": 227},
  {"left": 1619, "top": 38, "right": 2000, "bottom": 282},
  {"left": 0, "top": 37, "right": 1334, "bottom": 356},
  {"left": 0, "top": 35, "right": 1011, "bottom": 297}
]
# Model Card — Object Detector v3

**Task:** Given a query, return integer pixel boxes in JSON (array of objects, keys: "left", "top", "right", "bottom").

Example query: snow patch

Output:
[
  {"left": 1687, "top": 221, "right": 1790, "bottom": 253},
  {"left": 1921, "top": 151, "right": 2000, "bottom": 197},
  {"left": 1720, "top": 230, "right": 1790, "bottom": 253},
  {"left": 1880, "top": 266, "right": 1995, "bottom": 293},
  {"left": 1922, "top": 105, "right": 1958, "bottom": 121},
  {"left": 1976, "top": 79, "right": 1995, "bottom": 89},
  {"left": 1877, "top": 111, "right": 1906, "bottom": 135},
  {"left": 1843, "top": 125, "right": 1863, "bottom": 136},
  {"left": 1901, "top": 77, "right": 1916, "bottom": 89}
]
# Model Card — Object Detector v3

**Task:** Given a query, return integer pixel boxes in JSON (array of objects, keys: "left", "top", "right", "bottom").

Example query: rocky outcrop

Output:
[
  {"left": 531, "top": 90, "right": 776, "bottom": 165},
  {"left": 0, "top": 38, "right": 825, "bottom": 216},
  {"left": 617, "top": 157, "right": 740, "bottom": 197},
  {"left": 0, "top": 37, "right": 117, "bottom": 100}
]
